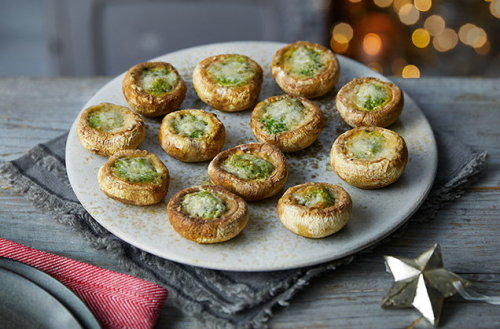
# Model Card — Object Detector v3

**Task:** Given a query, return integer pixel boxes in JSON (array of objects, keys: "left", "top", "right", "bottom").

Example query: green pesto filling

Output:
[
  {"left": 355, "top": 83, "right": 389, "bottom": 111},
  {"left": 285, "top": 46, "right": 325, "bottom": 77},
  {"left": 181, "top": 190, "right": 227, "bottom": 220},
  {"left": 88, "top": 108, "right": 124, "bottom": 132},
  {"left": 260, "top": 97, "right": 305, "bottom": 135},
  {"left": 293, "top": 185, "right": 335, "bottom": 208},
  {"left": 221, "top": 153, "right": 275, "bottom": 180},
  {"left": 347, "top": 131, "right": 387, "bottom": 160},
  {"left": 112, "top": 157, "right": 161, "bottom": 183},
  {"left": 141, "top": 67, "right": 179, "bottom": 96},
  {"left": 172, "top": 114, "right": 209, "bottom": 139},
  {"left": 208, "top": 56, "right": 256, "bottom": 87}
]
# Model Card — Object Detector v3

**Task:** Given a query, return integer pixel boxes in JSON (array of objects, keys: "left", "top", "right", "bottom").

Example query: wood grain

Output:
[{"left": 0, "top": 77, "right": 499, "bottom": 329}]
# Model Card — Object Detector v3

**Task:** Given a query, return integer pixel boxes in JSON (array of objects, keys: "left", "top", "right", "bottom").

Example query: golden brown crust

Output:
[
  {"left": 271, "top": 41, "right": 339, "bottom": 98},
  {"left": 167, "top": 185, "right": 249, "bottom": 244},
  {"left": 336, "top": 77, "right": 404, "bottom": 128},
  {"left": 207, "top": 143, "right": 288, "bottom": 201},
  {"left": 122, "top": 61, "right": 187, "bottom": 117},
  {"left": 192, "top": 54, "right": 263, "bottom": 112},
  {"left": 97, "top": 149, "right": 169, "bottom": 205},
  {"left": 158, "top": 109, "right": 225, "bottom": 162},
  {"left": 330, "top": 127, "right": 408, "bottom": 189},
  {"left": 77, "top": 102, "right": 146, "bottom": 156},
  {"left": 250, "top": 95, "right": 325, "bottom": 152},
  {"left": 277, "top": 182, "right": 352, "bottom": 238}
]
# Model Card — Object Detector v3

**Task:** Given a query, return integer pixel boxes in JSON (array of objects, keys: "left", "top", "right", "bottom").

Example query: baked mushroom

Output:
[
  {"left": 208, "top": 143, "right": 288, "bottom": 201},
  {"left": 336, "top": 77, "right": 404, "bottom": 128},
  {"left": 122, "top": 61, "right": 187, "bottom": 117},
  {"left": 167, "top": 185, "right": 248, "bottom": 244},
  {"left": 98, "top": 149, "right": 169, "bottom": 205},
  {"left": 277, "top": 182, "right": 352, "bottom": 238},
  {"left": 330, "top": 127, "right": 408, "bottom": 189},
  {"left": 77, "top": 102, "right": 146, "bottom": 156},
  {"left": 192, "top": 54, "right": 263, "bottom": 112},
  {"left": 159, "top": 109, "right": 225, "bottom": 162},
  {"left": 271, "top": 41, "right": 339, "bottom": 98},
  {"left": 250, "top": 95, "right": 324, "bottom": 152}
]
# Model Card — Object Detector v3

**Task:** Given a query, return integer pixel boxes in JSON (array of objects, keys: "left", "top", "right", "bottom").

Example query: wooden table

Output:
[{"left": 1, "top": 77, "right": 499, "bottom": 328}]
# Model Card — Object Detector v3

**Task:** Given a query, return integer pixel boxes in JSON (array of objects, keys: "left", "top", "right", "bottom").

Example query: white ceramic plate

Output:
[{"left": 66, "top": 41, "right": 437, "bottom": 271}]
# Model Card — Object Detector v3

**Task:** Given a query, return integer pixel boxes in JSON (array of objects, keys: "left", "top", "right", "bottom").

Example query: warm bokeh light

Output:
[
  {"left": 331, "top": 22, "right": 353, "bottom": 54},
  {"left": 433, "top": 28, "right": 458, "bottom": 52},
  {"left": 391, "top": 58, "right": 407, "bottom": 75},
  {"left": 412, "top": 28, "right": 430, "bottom": 48},
  {"left": 414, "top": 0, "right": 432, "bottom": 12},
  {"left": 402, "top": 64, "right": 421, "bottom": 78},
  {"left": 374, "top": 0, "right": 393, "bottom": 8},
  {"left": 331, "top": 39, "right": 349, "bottom": 53},
  {"left": 368, "top": 62, "right": 383, "bottom": 73},
  {"left": 459, "top": 24, "right": 487, "bottom": 48},
  {"left": 348, "top": 0, "right": 362, "bottom": 3},
  {"left": 424, "top": 15, "right": 445, "bottom": 36},
  {"left": 398, "top": 4, "right": 420, "bottom": 25},
  {"left": 332, "top": 23, "right": 354, "bottom": 42},
  {"left": 491, "top": 0, "right": 500, "bottom": 18},
  {"left": 362, "top": 33, "right": 383, "bottom": 56},
  {"left": 393, "top": 0, "right": 411, "bottom": 12},
  {"left": 475, "top": 40, "right": 491, "bottom": 55}
]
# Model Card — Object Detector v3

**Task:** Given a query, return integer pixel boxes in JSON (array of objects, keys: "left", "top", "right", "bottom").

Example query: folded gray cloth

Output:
[{"left": 0, "top": 128, "right": 486, "bottom": 329}]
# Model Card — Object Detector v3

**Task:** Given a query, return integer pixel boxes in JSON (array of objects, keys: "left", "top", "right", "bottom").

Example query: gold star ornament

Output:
[{"left": 382, "top": 244, "right": 470, "bottom": 326}]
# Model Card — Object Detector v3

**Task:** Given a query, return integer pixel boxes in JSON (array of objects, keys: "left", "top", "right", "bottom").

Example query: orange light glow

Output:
[
  {"left": 412, "top": 28, "right": 430, "bottom": 48},
  {"left": 414, "top": 0, "right": 432, "bottom": 11},
  {"left": 393, "top": 0, "right": 411, "bottom": 12},
  {"left": 331, "top": 39, "right": 349, "bottom": 53},
  {"left": 402, "top": 65, "right": 420, "bottom": 78},
  {"left": 362, "top": 33, "right": 382, "bottom": 56},
  {"left": 332, "top": 23, "right": 354, "bottom": 43},
  {"left": 475, "top": 41, "right": 491, "bottom": 55}
]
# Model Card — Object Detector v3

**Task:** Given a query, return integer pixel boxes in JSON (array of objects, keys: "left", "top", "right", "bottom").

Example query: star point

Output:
[{"left": 382, "top": 244, "right": 469, "bottom": 327}]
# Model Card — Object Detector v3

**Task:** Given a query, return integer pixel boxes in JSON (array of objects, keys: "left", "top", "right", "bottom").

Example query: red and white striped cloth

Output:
[{"left": 0, "top": 238, "right": 167, "bottom": 329}]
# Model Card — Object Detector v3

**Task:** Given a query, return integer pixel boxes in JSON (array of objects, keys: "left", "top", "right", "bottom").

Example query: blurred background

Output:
[{"left": 1, "top": 0, "right": 499, "bottom": 78}]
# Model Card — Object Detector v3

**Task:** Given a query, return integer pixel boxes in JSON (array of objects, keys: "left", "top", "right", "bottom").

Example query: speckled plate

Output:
[{"left": 66, "top": 41, "right": 437, "bottom": 271}]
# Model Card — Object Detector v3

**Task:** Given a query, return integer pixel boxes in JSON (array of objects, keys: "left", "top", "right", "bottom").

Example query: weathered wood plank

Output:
[{"left": 1, "top": 77, "right": 499, "bottom": 329}]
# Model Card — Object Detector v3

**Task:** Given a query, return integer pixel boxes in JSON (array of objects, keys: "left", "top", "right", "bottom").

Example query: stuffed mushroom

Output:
[
  {"left": 122, "top": 61, "right": 186, "bottom": 117},
  {"left": 167, "top": 185, "right": 248, "bottom": 244},
  {"left": 330, "top": 127, "right": 408, "bottom": 189},
  {"left": 159, "top": 109, "right": 225, "bottom": 162}
]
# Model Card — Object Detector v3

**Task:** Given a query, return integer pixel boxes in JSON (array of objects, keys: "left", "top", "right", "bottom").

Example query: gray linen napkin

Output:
[{"left": 0, "top": 129, "right": 486, "bottom": 329}]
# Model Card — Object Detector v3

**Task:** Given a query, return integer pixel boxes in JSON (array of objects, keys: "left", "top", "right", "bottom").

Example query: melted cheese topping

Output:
[
  {"left": 112, "top": 157, "right": 161, "bottom": 183},
  {"left": 283, "top": 46, "right": 326, "bottom": 77},
  {"left": 260, "top": 97, "right": 306, "bottom": 134},
  {"left": 141, "top": 68, "right": 179, "bottom": 95},
  {"left": 88, "top": 107, "right": 125, "bottom": 132},
  {"left": 293, "top": 185, "right": 335, "bottom": 209},
  {"left": 221, "top": 153, "right": 275, "bottom": 180},
  {"left": 355, "top": 83, "right": 389, "bottom": 111},
  {"left": 207, "top": 56, "right": 256, "bottom": 86},
  {"left": 181, "top": 190, "right": 227, "bottom": 220},
  {"left": 346, "top": 130, "right": 397, "bottom": 160},
  {"left": 172, "top": 114, "right": 209, "bottom": 138}
]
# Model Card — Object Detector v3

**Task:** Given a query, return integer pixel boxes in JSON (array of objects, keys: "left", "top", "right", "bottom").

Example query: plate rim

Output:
[
  {"left": 0, "top": 257, "right": 101, "bottom": 329},
  {"left": 0, "top": 266, "right": 83, "bottom": 329},
  {"left": 66, "top": 41, "right": 438, "bottom": 272}
]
